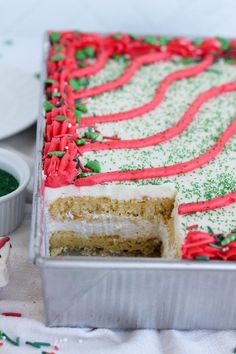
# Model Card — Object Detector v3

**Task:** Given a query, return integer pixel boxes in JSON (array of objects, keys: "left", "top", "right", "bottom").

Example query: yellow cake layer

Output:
[
  {"left": 50, "top": 232, "right": 164, "bottom": 257},
  {"left": 48, "top": 196, "right": 174, "bottom": 224}
]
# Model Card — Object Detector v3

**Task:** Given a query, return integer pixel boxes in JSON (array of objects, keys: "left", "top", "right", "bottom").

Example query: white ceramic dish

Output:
[
  {"left": 0, "top": 64, "right": 39, "bottom": 140},
  {"left": 0, "top": 148, "right": 30, "bottom": 236}
]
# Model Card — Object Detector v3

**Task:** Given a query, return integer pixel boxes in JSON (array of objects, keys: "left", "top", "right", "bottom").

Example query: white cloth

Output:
[{"left": 0, "top": 35, "right": 235, "bottom": 354}]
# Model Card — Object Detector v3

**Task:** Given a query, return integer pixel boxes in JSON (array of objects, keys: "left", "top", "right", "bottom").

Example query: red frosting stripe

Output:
[
  {"left": 75, "top": 119, "right": 236, "bottom": 187},
  {"left": 71, "top": 50, "right": 112, "bottom": 78},
  {"left": 179, "top": 190, "right": 236, "bottom": 215},
  {"left": 79, "top": 56, "right": 214, "bottom": 127},
  {"left": 80, "top": 81, "right": 236, "bottom": 153},
  {"left": 75, "top": 52, "right": 171, "bottom": 99}
]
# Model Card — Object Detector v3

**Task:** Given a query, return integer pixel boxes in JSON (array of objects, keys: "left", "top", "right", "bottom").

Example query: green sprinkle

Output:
[
  {"left": 84, "top": 128, "right": 99, "bottom": 139},
  {"left": 43, "top": 100, "right": 54, "bottom": 112},
  {"left": 76, "top": 138, "right": 86, "bottom": 146},
  {"left": 51, "top": 53, "right": 64, "bottom": 62},
  {"left": 52, "top": 92, "right": 61, "bottom": 98},
  {"left": 50, "top": 32, "right": 60, "bottom": 43},
  {"left": 48, "top": 151, "right": 65, "bottom": 157},
  {"left": 69, "top": 78, "right": 81, "bottom": 92},
  {"left": 26, "top": 341, "right": 41, "bottom": 348},
  {"left": 225, "top": 59, "right": 236, "bottom": 64},
  {"left": 129, "top": 33, "right": 139, "bottom": 40},
  {"left": 75, "top": 98, "right": 82, "bottom": 105},
  {"left": 143, "top": 36, "right": 158, "bottom": 45},
  {"left": 233, "top": 347, "right": 236, "bottom": 354},
  {"left": 54, "top": 115, "right": 68, "bottom": 121},
  {"left": 78, "top": 61, "right": 87, "bottom": 67},
  {"left": 207, "top": 226, "right": 214, "bottom": 234},
  {"left": 205, "top": 68, "right": 221, "bottom": 74},
  {"left": 193, "top": 38, "right": 203, "bottom": 46},
  {"left": 34, "top": 72, "right": 40, "bottom": 80},
  {"left": 221, "top": 233, "right": 236, "bottom": 246},
  {"left": 79, "top": 77, "right": 89, "bottom": 87},
  {"left": 45, "top": 79, "right": 55, "bottom": 85},
  {"left": 69, "top": 78, "right": 89, "bottom": 91},
  {"left": 182, "top": 58, "right": 194, "bottom": 65},
  {"left": 55, "top": 98, "right": 65, "bottom": 108},
  {"left": 84, "top": 46, "right": 95, "bottom": 58},
  {"left": 33, "top": 342, "right": 51, "bottom": 347},
  {"left": 54, "top": 44, "right": 63, "bottom": 51},
  {"left": 113, "top": 54, "right": 125, "bottom": 62},
  {"left": 215, "top": 235, "right": 224, "bottom": 243},
  {"left": 113, "top": 34, "right": 123, "bottom": 40},
  {"left": 74, "top": 109, "right": 82, "bottom": 123},
  {"left": 209, "top": 243, "right": 222, "bottom": 249},
  {"left": 78, "top": 173, "right": 92, "bottom": 178},
  {"left": 76, "top": 104, "right": 88, "bottom": 113},
  {"left": 76, "top": 50, "right": 86, "bottom": 60},
  {"left": 85, "top": 160, "right": 101, "bottom": 173},
  {"left": 217, "top": 36, "right": 230, "bottom": 51},
  {"left": 159, "top": 36, "right": 168, "bottom": 46},
  {"left": 195, "top": 256, "right": 209, "bottom": 261},
  {"left": 3, "top": 332, "right": 20, "bottom": 346}
]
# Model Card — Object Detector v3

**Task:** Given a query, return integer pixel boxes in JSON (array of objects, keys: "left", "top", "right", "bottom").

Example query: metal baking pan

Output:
[{"left": 30, "top": 34, "right": 236, "bottom": 329}]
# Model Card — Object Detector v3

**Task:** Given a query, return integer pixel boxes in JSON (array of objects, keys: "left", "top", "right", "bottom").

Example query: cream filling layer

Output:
[
  {"left": 46, "top": 214, "right": 179, "bottom": 258},
  {"left": 47, "top": 215, "right": 166, "bottom": 238}
]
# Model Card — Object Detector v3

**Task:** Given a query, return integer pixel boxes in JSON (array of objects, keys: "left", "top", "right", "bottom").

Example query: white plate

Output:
[{"left": 0, "top": 64, "right": 40, "bottom": 140}]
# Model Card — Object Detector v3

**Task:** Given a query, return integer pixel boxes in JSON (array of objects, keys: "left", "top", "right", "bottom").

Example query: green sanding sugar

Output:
[{"left": 0, "top": 169, "right": 19, "bottom": 197}]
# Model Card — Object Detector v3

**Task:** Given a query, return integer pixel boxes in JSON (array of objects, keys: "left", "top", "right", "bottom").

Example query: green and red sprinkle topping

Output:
[{"left": 182, "top": 227, "right": 236, "bottom": 261}]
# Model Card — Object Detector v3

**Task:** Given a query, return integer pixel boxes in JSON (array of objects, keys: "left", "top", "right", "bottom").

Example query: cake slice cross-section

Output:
[{"left": 46, "top": 185, "right": 180, "bottom": 257}]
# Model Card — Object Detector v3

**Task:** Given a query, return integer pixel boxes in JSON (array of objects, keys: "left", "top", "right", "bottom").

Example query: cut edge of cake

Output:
[{"left": 45, "top": 184, "right": 181, "bottom": 258}]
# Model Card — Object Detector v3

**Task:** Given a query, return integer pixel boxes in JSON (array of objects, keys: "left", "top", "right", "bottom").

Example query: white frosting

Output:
[
  {"left": 45, "top": 183, "right": 177, "bottom": 204},
  {"left": 47, "top": 214, "right": 166, "bottom": 238}
]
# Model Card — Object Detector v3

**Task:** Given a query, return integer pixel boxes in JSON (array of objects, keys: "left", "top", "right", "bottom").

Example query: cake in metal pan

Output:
[{"left": 43, "top": 31, "right": 236, "bottom": 259}]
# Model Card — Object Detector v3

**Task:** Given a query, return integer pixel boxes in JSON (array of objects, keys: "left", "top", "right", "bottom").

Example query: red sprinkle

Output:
[
  {"left": 186, "top": 224, "right": 199, "bottom": 230},
  {"left": 1, "top": 312, "right": 22, "bottom": 317}
]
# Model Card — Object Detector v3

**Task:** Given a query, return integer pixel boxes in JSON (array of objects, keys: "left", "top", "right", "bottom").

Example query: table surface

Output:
[{"left": 0, "top": 35, "right": 236, "bottom": 354}]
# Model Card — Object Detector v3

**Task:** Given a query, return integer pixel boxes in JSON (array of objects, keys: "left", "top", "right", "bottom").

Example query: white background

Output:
[{"left": 0, "top": 0, "right": 235, "bottom": 38}]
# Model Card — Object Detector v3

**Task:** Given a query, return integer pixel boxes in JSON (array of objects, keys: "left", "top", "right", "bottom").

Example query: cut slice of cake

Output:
[{"left": 45, "top": 185, "right": 180, "bottom": 257}]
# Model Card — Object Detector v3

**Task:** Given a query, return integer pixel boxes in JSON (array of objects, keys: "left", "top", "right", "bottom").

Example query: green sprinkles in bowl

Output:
[{"left": 0, "top": 169, "right": 19, "bottom": 197}]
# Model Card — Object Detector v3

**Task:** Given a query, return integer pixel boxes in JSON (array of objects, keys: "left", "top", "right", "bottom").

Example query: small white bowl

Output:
[{"left": 0, "top": 148, "right": 30, "bottom": 236}]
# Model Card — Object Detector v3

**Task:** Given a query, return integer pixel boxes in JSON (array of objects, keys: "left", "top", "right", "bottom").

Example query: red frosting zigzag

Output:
[
  {"left": 75, "top": 119, "right": 236, "bottom": 186},
  {"left": 80, "top": 81, "right": 236, "bottom": 152},
  {"left": 80, "top": 56, "right": 214, "bottom": 127}
]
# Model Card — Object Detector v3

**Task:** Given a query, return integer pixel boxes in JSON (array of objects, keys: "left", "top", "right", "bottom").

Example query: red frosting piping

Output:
[
  {"left": 71, "top": 50, "right": 112, "bottom": 78},
  {"left": 79, "top": 56, "right": 214, "bottom": 127},
  {"left": 75, "top": 119, "right": 236, "bottom": 187},
  {"left": 75, "top": 52, "right": 171, "bottom": 99},
  {"left": 80, "top": 81, "right": 236, "bottom": 153},
  {"left": 179, "top": 190, "right": 236, "bottom": 214},
  {"left": 182, "top": 230, "right": 236, "bottom": 261}
]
